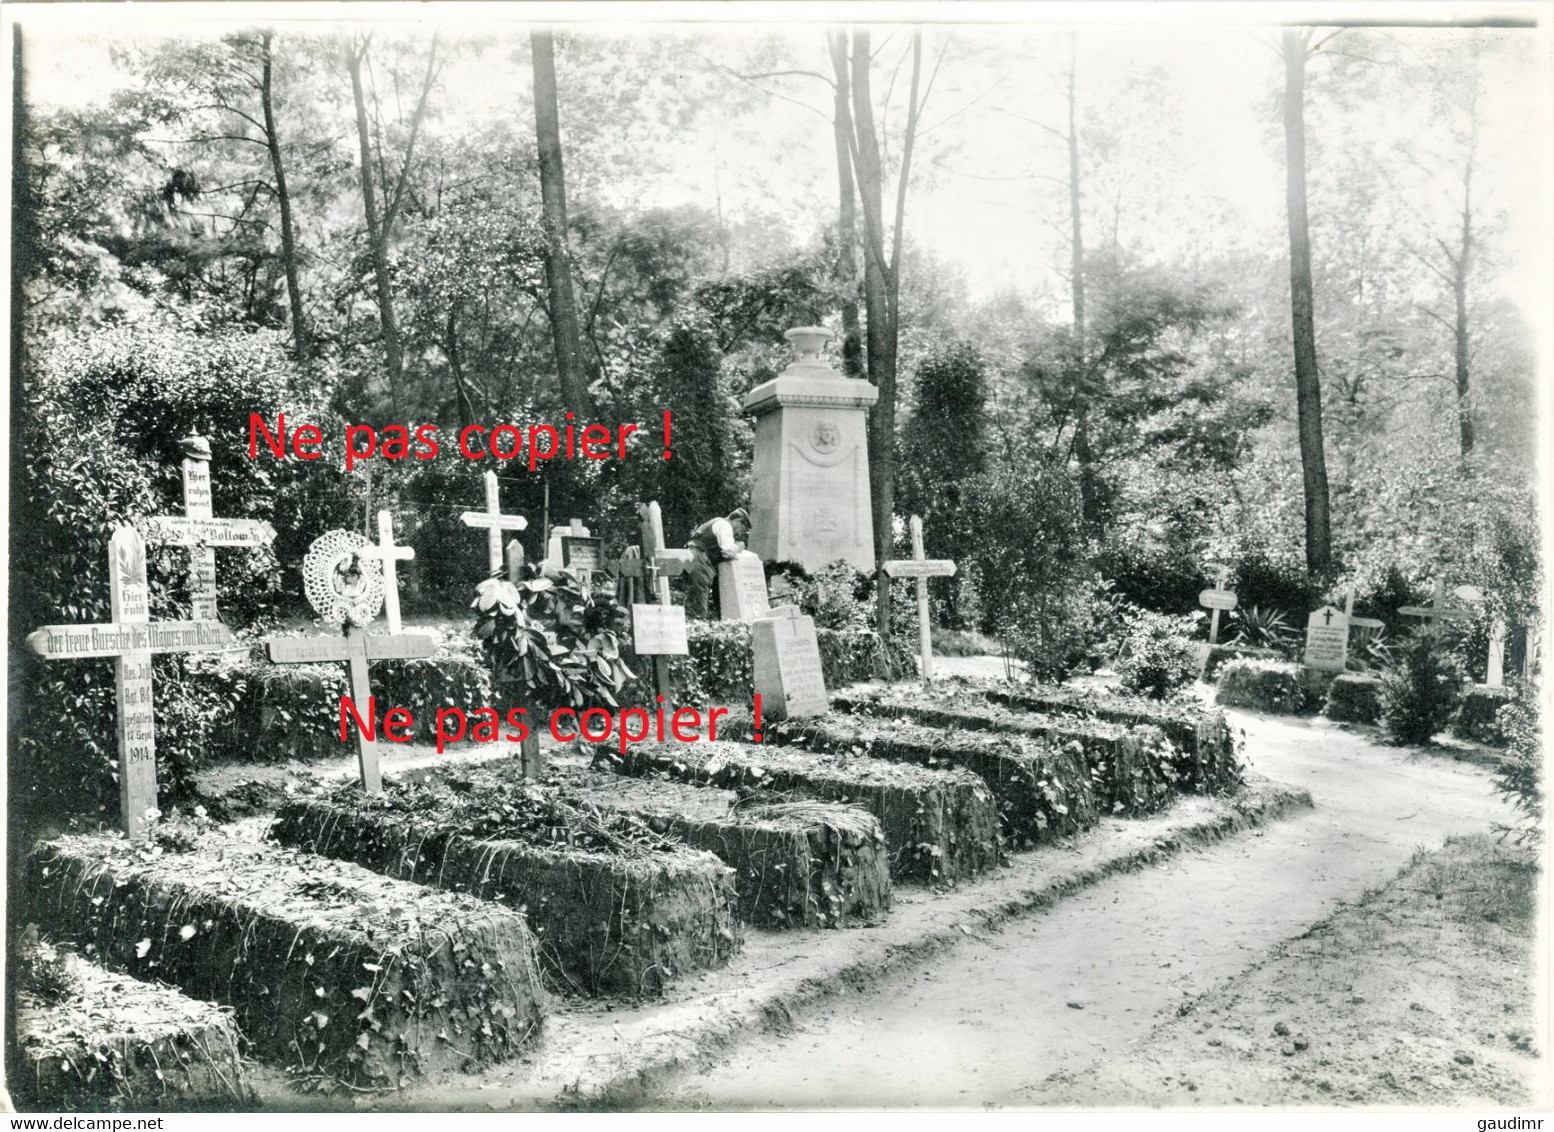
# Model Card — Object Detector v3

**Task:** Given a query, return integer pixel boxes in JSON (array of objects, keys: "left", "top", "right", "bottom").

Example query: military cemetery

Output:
[{"left": 8, "top": 6, "right": 1545, "bottom": 1117}]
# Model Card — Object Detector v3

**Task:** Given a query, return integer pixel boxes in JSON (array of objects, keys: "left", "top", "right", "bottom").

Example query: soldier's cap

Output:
[{"left": 729, "top": 508, "right": 750, "bottom": 524}]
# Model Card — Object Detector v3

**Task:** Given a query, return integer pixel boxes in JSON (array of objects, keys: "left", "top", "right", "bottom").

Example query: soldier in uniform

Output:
[{"left": 684, "top": 508, "right": 751, "bottom": 619}]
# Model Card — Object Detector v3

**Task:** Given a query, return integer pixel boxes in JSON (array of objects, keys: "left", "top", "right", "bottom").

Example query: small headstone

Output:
[
  {"left": 752, "top": 606, "right": 828, "bottom": 719},
  {"left": 544, "top": 518, "right": 592, "bottom": 573},
  {"left": 561, "top": 534, "right": 603, "bottom": 586},
  {"left": 1303, "top": 605, "right": 1349, "bottom": 673},
  {"left": 718, "top": 551, "right": 771, "bottom": 620}
]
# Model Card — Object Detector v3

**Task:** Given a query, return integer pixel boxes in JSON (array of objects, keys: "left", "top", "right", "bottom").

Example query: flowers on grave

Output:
[{"left": 471, "top": 560, "right": 635, "bottom": 710}]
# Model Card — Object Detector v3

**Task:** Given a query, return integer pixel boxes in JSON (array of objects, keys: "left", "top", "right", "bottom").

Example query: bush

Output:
[
  {"left": 1115, "top": 608, "right": 1199, "bottom": 699},
  {"left": 1378, "top": 633, "right": 1468, "bottom": 745},
  {"left": 1492, "top": 690, "right": 1542, "bottom": 844},
  {"left": 1215, "top": 659, "right": 1306, "bottom": 714},
  {"left": 1227, "top": 605, "right": 1298, "bottom": 657},
  {"left": 1325, "top": 673, "right": 1382, "bottom": 724},
  {"left": 1452, "top": 684, "right": 1519, "bottom": 745},
  {"left": 1203, "top": 643, "right": 1283, "bottom": 682}
]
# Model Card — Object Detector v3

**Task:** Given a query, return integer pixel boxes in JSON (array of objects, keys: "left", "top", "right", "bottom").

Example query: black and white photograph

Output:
[{"left": 4, "top": 0, "right": 1551, "bottom": 1116}]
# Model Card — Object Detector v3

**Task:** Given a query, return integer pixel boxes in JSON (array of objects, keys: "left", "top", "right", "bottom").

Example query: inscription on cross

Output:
[
  {"left": 1198, "top": 569, "right": 1237, "bottom": 645},
  {"left": 461, "top": 471, "right": 528, "bottom": 574},
  {"left": 145, "top": 435, "right": 277, "bottom": 621},
  {"left": 26, "top": 526, "right": 236, "bottom": 838},
  {"left": 881, "top": 515, "right": 956, "bottom": 683},
  {"left": 264, "top": 530, "right": 435, "bottom": 792},
  {"left": 608, "top": 501, "right": 690, "bottom": 700}
]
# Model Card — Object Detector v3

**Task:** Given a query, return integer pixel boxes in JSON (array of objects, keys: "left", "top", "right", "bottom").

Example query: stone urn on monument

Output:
[{"left": 743, "top": 326, "right": 878, "bottom": 572}]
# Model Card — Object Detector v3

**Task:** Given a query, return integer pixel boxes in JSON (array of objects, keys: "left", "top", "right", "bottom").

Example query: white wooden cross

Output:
[
  {"left": 145, "top": 435, "right": 277, "bottom": 621},
  {"left": 358, "top": 510, "right": 414, "bottom": 634},
  {"left": 1399, "top": 579, "right": 1473, "bottom": 637},
  {"left": 26, "top": 526, "right": 236, "bottom": 838},
  {"left": 1198, "top": 569, "right": 1237, "bottom": 645},
  {"left": 265, "top": 532, "right": 436, "bottom": 793},
  {"left": 460, "top": 470, "right": 527, "bottom": 574},
  {"left": 881, "top": 515, "right": 956, "bottom": 683}
]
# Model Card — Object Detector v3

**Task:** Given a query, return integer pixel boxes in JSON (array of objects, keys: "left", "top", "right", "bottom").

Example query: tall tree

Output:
[
  {"left": 1281, "top": 27, "right": 1333, "bottom": 576},
  {"left": 530, "top": 29, "right": 593, "bottom": 415},
  {"left": 1061, "top": 37, "right": 1102, "bottom": 532},
  {"left": 837, "top": 27, "right": 939, "bottom": 637},
  {"left": 827, "top": 31, "right": 862, "bottom": 376},
  {"left": 346, "top": 33, "right": 440, "bottom": 417},
  {"left": 259, "top": 31, "right": 308, "bottom": 362}
]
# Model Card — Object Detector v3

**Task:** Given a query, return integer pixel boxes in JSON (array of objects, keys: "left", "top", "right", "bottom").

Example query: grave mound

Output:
[
  {"left": 1452, "top": 685, "right": 1518, "bottom": 745},
  {"left": 14, "top": 937, "right": 251, "bottom": 1110},
  {"left": 26, "top": 831, "right": 545, "bottom": 1088},
  {"left": 598, "top": 739, "right": 999, "bottom": 885},
  {"left": 1215, "top": 658, "right": 1309, "bottom": 714},
  {"left": 724, "top": 707, "right": 1100, "bottom": 842},
  {"left": 549, "top": 765, "right": 891, "bottom": 929},
  {"left": 973, "top": 679, "right": 1242, "bottom": 792},
  {"left": 1324, "top": 673, "right": 1382, "bottom": 724},
  {"left": 271, "top": 768, "right": 739, "bottom": 998}
]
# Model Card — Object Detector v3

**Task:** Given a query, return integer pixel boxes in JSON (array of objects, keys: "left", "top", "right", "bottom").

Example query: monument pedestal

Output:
[{"left": 743, "top": 327, "right": 877, "bottom": 573}]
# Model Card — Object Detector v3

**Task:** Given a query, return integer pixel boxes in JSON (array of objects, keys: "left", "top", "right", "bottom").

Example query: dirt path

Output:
[{"left": 648, "top": 703, "right": 1525, "bottom": 1109}]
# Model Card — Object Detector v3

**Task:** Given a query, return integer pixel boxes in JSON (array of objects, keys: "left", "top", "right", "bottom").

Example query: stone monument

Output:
[
  {"left": 744, "top": 326, "right": 877, "bottom": 572},
  {"left": 718, "top": 551, "right": 771, "bottom": 620}
]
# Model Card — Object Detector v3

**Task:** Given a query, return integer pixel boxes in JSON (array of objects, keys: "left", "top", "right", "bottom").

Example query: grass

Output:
[
  {"left": 1407, "top": 833, "right": 1537, "bottom": 934},
  {"left": 932, "top": 628, "right": 1001, "bottom": 657}
]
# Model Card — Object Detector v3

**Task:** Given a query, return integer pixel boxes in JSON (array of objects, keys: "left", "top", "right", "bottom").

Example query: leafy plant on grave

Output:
[
  {"left": 1215, "top": 658, "right": 1307, "bottom": 714},
  {"left": 1114, "top": 607, "right": 1199, "bottom": 700},
  {"left": 471, "top": 558, "right": 635, "bottom": 714},
  {"left": 1229, "top": 604, "right": 1297, "bottom": 656},
  {"left": 1377, "top": 631, "right": 1468, "bottom": 746},
  {"left": 1490, "top": 687, "right": 1543, "bottom": 845}
]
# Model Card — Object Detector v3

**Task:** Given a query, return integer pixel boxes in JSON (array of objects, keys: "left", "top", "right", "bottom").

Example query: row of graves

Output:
[
  {"left": 1198, "top": 572, "right": 1538, "bottom": 737},
  {"left": 16, "top": 435, "right": 1248, "bottom": 1108}
]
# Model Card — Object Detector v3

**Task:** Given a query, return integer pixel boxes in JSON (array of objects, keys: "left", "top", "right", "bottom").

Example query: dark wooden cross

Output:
[
  {"left": 145, "top": 434, "right": 277, "bottom": 622},
  {"left": 26, "top": 526, "right": 236, "bottom": 838},
  {"left": 609, "top": 501, "right": 691, "bottom": 701}
]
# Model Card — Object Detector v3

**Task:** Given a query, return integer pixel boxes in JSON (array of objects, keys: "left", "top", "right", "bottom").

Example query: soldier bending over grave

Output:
[{"left": 684, "top": 508, "right": 750, "bottom": 619}]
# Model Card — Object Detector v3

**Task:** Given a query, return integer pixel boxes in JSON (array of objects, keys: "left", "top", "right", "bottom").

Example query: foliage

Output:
[
  {"left": 1202, "top": 643, "right": 1283, "bottom": 682},
  {"left": 961, "top": 457, "right": 1093, "bottom": 679},
  {"left": 1491, "top": 689, "right": 1543, "bottom": 844},
  {"left": 1378, "top": 632, "right": 1468, "bottom": 745},
  {"left": 471, "top": 562, "right": 635, "bottom": 713},
  {"left": 1229, "top": 604, "right": 1298, "bottom": 656},
  {"left": 1113, "top": 607, "right": 1200, "bottom": 699},
  {"left": 1451, "top": 684, "right": 1518, "bottom": 746},
  {"left": 1324, "top": 673, "right": 1382, "bottom": 725},
  {"left": 1215, "top": 658, "right": 1307, "bottom": 714}
]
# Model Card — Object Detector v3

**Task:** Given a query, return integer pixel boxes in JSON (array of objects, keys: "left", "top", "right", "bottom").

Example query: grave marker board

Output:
[
  {"left": 1303, "top": 605, "right": 1349, "bottom": 672},
  {"left": 630, "top": 604, "right": 689, "bottom": 655},
  {"left": 752, "top": 606, "right": 828, "bottom": 719},
  {"left": 718, "top": 551, "right": 771, "bottom": 620},
  {"left": 562, "top": 535, "right": 603, "bottom": 583}
]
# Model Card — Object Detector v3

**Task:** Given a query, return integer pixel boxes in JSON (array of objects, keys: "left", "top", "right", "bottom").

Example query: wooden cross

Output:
[
  {"left": 265, "top": 535, "right": 435, "bottom": 793},
  {"left": 1399, "top": 579, "right": 1473, "bottom": 636},
  {"left": 881, "top": 515, "right": 956, "bottom": 683},
  {"left": 145, "top": 435, "right": 277, "bottom": 621},
  {"left": 610, "top": 501, "right": 691, "bottom": 700},
  {"left": 358, "top": 510, "right": 414, "bottom": 634},
  {"left": 461, "top": 471, "right": 527, "bottom": 574},
  {"left": 26, "top": 526, "right": 236, "bottom": 838},
  {"left": 1341, "top": 584, "right": 1384, "bottom": 635},
  {"left": 1196, "top": 569, "right": 1238, "bottom": 645}
]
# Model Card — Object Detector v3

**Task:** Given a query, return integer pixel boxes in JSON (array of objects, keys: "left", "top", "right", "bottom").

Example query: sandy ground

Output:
[{"left": 646, "top": 693, "right": 1535, "bottom": 1110}]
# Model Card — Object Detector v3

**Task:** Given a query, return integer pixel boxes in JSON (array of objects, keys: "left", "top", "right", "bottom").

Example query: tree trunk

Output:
[
  {"left": 1064, "top": 39, "right": 1101, "bottom": 533},
  {"left": 260, "top": 32, "right": 308, "bottom": 363},
  {"left": 1454, "top": 180, "right": 1474, "bottom": 458},
  {"left": 347, "top": 42, "right": 402, "bottom": 416},
  {"left": 1281, "top": 29, "right": 1332, "bottom": 576},
  {"left": 850, "top": 30, "right": 896, "bottom": 640},
  {"left": 446, "top": 309, "right": 477, "bottom": 430},
  {"left": 530, "top": 29, "right": 593, "bottom": 416},
  {"left": 828, "top": 31, "right": 862, "bottom": 376}
]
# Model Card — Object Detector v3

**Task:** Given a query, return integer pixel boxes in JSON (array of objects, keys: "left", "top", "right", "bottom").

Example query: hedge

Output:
[
  {"left": 1324, "top": 674, "right": 1381, "bottom": 725},
  {"left": 27, "top": 832, "right": 546, "bottom": 1087},
  {"left": 1452, "top": 684, "right": 1518, "bottom": 746},
  {"left": 1215, "top": 659, "right": 1307, "bottom": 714},
  {"left": 1203, "top": 644, "right": 1284, "bottom": 682},
  {"left": 624, "top": 620, "right": 912, "bottom": 707}
]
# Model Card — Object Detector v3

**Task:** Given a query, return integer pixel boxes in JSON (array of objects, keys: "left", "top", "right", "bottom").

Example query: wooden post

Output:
[{"left": 504, "top": 538, "right": 545, "bottom": 778}]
